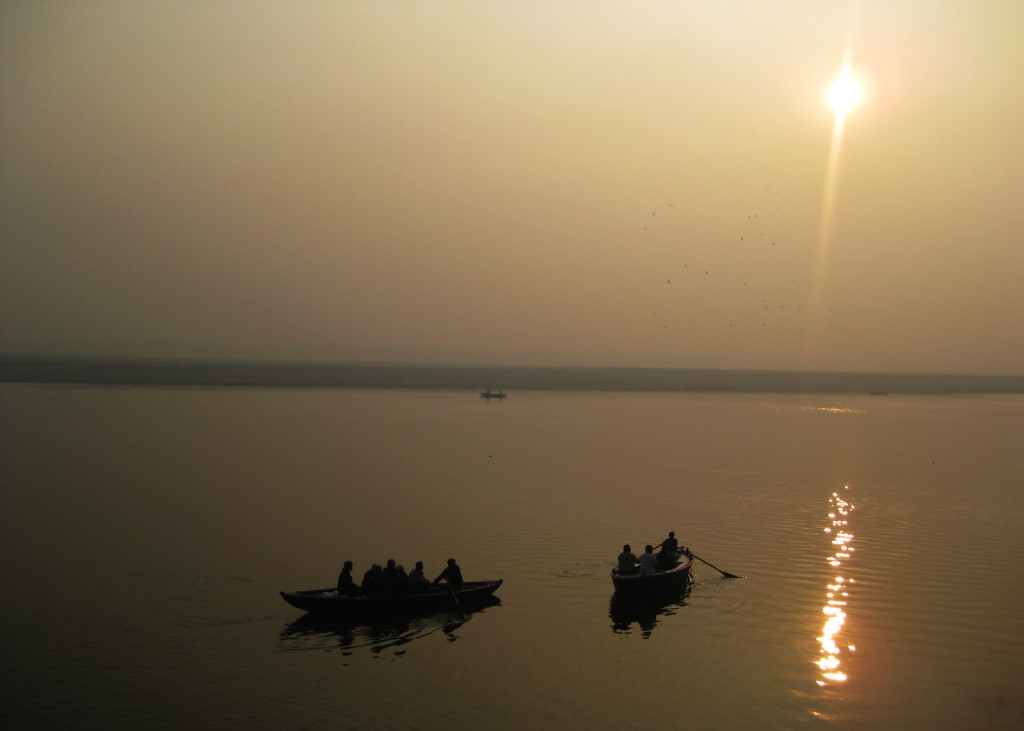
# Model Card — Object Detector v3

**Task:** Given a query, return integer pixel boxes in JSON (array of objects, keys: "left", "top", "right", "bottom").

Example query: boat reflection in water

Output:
[
  {"left": 609, "top": 576, "right": 693, "bottom": 638},
  {"left": 280, "top": 596, "right": 502, "bottom": 655},
  {"left": 816, "top": 485, "right": 856, "bottom": 684}
]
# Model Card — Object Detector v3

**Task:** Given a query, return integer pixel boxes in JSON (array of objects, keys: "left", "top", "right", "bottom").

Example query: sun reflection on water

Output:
[{"left": 817, "top": 485, "right": 855, "bottom": 685}]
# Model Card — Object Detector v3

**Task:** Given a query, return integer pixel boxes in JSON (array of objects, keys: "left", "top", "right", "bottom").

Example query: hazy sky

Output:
[{"left": 2, "top": 1, "right": 1022, "bottom": 374}]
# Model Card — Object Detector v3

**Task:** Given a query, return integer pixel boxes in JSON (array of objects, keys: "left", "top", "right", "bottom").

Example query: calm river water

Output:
[{"left": 2, "top": 384, "right": 1022, "bottom": 729}]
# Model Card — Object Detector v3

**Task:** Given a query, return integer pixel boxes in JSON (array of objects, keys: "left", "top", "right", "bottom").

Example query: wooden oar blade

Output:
[{"left": 691, "top": 552, "right": 741, "bottom": 579}]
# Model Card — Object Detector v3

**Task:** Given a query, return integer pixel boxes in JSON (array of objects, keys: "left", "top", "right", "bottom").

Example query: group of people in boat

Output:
[
  {"left": 332, "top": 532, "right": 685, "bottom": 597},
  {"left": 336, "top": 557, "right": 464, "bottom": 596},
  {"left": 616, "top": 531, "right": 689, "bottom": 575}
]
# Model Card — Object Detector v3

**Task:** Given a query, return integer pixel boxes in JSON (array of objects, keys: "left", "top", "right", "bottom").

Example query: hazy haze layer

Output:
[{"left": 2, "top": 1, "right": 1022, "bottom": 374}]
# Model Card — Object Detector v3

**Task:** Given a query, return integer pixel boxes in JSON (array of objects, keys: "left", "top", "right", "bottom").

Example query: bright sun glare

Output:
[{"left": 828, "top": 70, "right": 861, "bottom": 117}]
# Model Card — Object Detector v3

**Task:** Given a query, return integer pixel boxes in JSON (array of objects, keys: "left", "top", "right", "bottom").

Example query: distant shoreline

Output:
[{"left": 2, "top": 356, "right": 1022, "bottom": 394}]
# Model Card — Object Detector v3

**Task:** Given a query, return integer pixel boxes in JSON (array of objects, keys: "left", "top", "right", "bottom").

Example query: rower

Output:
[
  {"left": 433, "top": 557, "right": 464, "bottom": 589},
  {"left": 655, "top": 531, "right": 681, "bottom": 568}
]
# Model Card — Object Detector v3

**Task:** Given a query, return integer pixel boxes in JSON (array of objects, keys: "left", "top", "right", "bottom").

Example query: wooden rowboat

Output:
[
  {"left": 610, "top": 553, "right": 693, "bottom": 594},
  {"left": 280, "top": 580, "right": 503, "bottom": 615}
]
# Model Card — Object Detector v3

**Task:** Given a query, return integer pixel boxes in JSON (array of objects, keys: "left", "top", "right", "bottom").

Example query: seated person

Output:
[
  {"left": 617, "top": 544, "right": 639, "bottom": 575},
  {"left": 336, "top": 560, "right": 361, "bottom": 595},
  {"left": 361, "top": 564, "right": 389, "bottom": 595},
  {"left": 392, "top": 564, "right": 411, "bottom": 595},
  {"left": 433, "top": 558, "right": 464, "bottom": 589},
  {"left": 638, "top": 545, "right": 658, "bottom": 575},
  {"left": 655, "top": 531, "right": 681, "bottom": 569},
  {"left": 408, "top": 561, "right": 430, "bottom": 590}
]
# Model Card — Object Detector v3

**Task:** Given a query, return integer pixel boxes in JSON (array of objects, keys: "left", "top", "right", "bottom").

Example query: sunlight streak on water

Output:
[{"left": 816, "top": 485, "right": 856, "bottom": 685}]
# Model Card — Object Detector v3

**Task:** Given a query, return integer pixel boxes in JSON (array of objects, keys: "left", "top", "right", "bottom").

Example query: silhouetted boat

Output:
[
  {"left": 480, "top": 389, "right": 506, "bottom": 399},
  {"left": 611, "top": 553, "right": 693, "bottom": 594},
  {"left": 280, "top": 580, "right": 503, "bottom": 615}
]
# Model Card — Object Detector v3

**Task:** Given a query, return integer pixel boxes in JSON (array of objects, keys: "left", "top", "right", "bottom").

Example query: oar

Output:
[
  {"left": 690, "top": 552, "right": 741, "bottom": 579},
  {"left": 445, "top": 582, "right": 467, "bottom": 619}
]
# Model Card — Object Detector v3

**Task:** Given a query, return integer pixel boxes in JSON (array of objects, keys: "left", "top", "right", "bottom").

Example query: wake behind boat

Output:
[
  {"left": 611, "top": 552, "right": 693, "bottom": 594},
  {"left": 280, "top": 579, "right": 503, "bottom": 616}
]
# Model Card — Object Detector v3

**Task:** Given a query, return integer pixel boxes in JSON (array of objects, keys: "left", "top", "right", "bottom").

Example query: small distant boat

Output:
[
  {"left": 480, "top": 389, "right": 506, "bottom": 399},
  {"left": 280, "top": 580, "right": 503, "bottom": 616},
  {"left": 611, "top": 553, "right": 693, "bottom": 594}
]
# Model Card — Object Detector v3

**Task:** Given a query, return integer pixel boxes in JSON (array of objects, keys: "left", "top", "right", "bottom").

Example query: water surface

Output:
[{"left": 2, "top": 384, "right": 1022, "bottom": 728}]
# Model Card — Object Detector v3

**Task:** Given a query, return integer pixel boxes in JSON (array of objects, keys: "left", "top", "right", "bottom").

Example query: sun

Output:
[{"left": 828, "top": 70, "right": 861, "bottom": 117}]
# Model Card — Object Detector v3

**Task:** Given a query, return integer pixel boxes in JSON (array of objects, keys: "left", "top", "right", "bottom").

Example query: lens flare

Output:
[{"left": 803, "top": 1, "right": 860, "bottom": 367}]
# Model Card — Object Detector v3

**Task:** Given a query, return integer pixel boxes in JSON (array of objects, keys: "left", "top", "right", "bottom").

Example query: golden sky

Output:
[{"left": 2, "top": 1, "right": 1022, "bottom": 374}]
